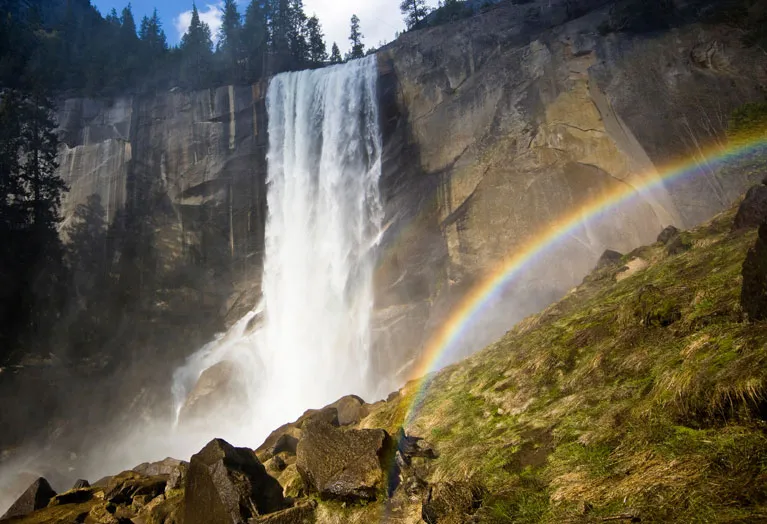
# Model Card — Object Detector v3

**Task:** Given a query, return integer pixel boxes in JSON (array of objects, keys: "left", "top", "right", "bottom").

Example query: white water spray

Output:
[{"left": 171, "top": 56, "right": 384, "bottom": 447}]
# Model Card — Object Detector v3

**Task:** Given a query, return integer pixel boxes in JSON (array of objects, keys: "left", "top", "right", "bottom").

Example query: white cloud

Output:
[{"left": 174, "top": 3, "right": 224, "bottom": 45}]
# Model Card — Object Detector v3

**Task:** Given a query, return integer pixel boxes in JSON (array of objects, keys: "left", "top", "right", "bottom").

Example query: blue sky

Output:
[{"left": 91, "top": 0, "right": 440, "bottom": 53}]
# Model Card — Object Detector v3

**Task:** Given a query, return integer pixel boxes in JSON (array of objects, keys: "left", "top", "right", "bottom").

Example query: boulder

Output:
[
  {"left": 104, "top": 471, "right": 167, "bottom": 505},
  {"left": 329, "top": 395, "right": 369, "bottom": 426},
  {"left": 594, "top": 249, "right": 624, "bottom": 270},
  {"left": 178, "top": 361, "right": 247, "bottom": 426},
  {"left": 276, "top": 465, "right": 305, "bottom": 500},
  {"left": 72, "top": 479, "right": 91, "bottom": 490},
  {"left": 394, "top": 428, "right": 438, "bottom": 462},
  {"left": 657, "top": 225, "right": 680, "bottom": 245},
  {"left": 134, "top": 458, "right": 186, "bottom": 478},
  {"left": 185, "top": 438, "right": 284, "bottom": 524},
  {"left": 257, "top": 423, "right": 303, "bottom": 460},
  {"left": 296, "top": 407, "right": 339, "bottom": 429},
  {"left": 666, "top": 234, "right": 692, "bottom": 256},
  {"left": 0, "top": 477, "right": 56, "bottom": 520},
  {"left": 296, "top": 421, "right": 391, "bottom": 501},
  {"left": 742, "top": 223, "right": 767, "bottom": 321},
  {"left": 421, "top": 482, "right": 484, "bottom": 524},
  {"left": 49, "top": 487, "right": 93, "bottom": 506},
  {"left": 249, "top": 500, "right": 316, "bottom": 523},
  {"left": 166, "top": 462, "right": 189, "bottom": 493},
  {"left": 733, "top": 185, "right": 767, "bottom": 231},
  {"left": 264, "top": 455, "right": 287, "bottom": 476}
]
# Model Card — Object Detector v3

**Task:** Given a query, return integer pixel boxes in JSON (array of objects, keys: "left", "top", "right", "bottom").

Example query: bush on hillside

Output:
[
  {"left": 599, "top": 0, "right": 677, "bottom": 34},
  {"left": 728, "top": 102, "right": 767, "bottom": 147}
]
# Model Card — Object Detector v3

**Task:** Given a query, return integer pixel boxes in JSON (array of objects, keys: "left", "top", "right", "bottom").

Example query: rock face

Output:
[
  {"left": 55, "top": 83, "right": 269, "bottom": 328},
  {"left": 185, "top": 439, "right": 284, "bottom": 524},
  {"left": 372, "top": 0, "right": 767, "bottom": 382},
  {"left": 0, "top": 477, "right": 56, "bottom": 520},
  {"left": 733, "top": 185, "right": 767, "bottom": 231},
  {"left": 296, "top": 421, "right": 390, "bottom": 501},
  {"left": 742, "top": 223, "right": 767, "bottom": 321}
]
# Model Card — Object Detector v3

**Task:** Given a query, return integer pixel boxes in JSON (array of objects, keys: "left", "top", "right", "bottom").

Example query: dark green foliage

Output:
[
  {"left": 728, "top": 102, "right": 767, "bottom": 147},
  {"left": 347, "top": 14, "right": 364, "bottom": 60},
  {"left": 242, "top": 0, "right": 269, "bottom": 81},
  {"left": 306, "top": 15, "right": 327, "bottom": 65},
  {"left": 741, "top": 224, "right": 767, "bottom": 321},
  {"left": 702, "top": 0, "right": 767, "bottom": 53},
  {"left": 217, "top": 0, "right": 243, "bottom": 83},
  {"left": 431, "top": 0, "right": 471, "bottom": 26},
  {"left": 329, "top": 42, "right": 342, "bottom": 64},
  {"left": 0, "top": 86, "right": 67, "bottom": 364},
  {"left": 400, "top": 0, "right": 430, "bottom": 30},
  {"left": 180, "top": 4, "right": 214, "bottom": 89},
  {"left": 0, "top": 0, "right": 330, "bottom": 97},
  {"left": 600, "top": 0, "right": 677, "bottom": 34}
]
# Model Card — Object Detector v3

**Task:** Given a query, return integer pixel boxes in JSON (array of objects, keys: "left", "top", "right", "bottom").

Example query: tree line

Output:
[{"left": 0, "top": 0, "right": 377, "bottom": 98}]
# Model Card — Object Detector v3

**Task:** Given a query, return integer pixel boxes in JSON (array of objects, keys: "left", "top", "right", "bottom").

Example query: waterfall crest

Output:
[{"left": 171, "top": 56, "right": 383, "bottom": 447}]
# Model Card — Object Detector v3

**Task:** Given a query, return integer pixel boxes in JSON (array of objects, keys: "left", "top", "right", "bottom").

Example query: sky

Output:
[{"left": 91, "top": 0, "right": 441, "bottom": 53}]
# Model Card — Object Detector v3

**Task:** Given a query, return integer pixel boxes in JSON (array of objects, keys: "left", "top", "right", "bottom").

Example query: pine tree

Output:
[
  {"left": 306, "top": 15, "right": 326, "bottom": 65},
  {"left": 400, "top": 0, "right": 430, "bottom": 30},
  {"left": 329, "top": 42, "right": 342, "bottom": 64},
  {"left": 218, "top": 0, "right": 243, "bottom": 82},
  {"left": 10, "top": 88, "right": 67, "bottom": 348},
  {"left": 287, "top": 0, "right": 308, "bottom": 66},
  {"left": 180, "top": 3, "right": 214, "bottom": 89},
  {"left": 268, "top": 0, "right": 291, "bottom": 57},
  {"left": 18, "top": 90, "right": 65, "bottom": 231},
  {"left": 243, "top": 0, "right": 269, "bottom": 81},
  {"left": 348, "top": 14, "right": 364, "bottom": 60},
  {"left": 118, "top": 4, "right": 140, "bottom": 85},
  {"left": 139, "top": 9, "right": 168, "bottom": 55}
]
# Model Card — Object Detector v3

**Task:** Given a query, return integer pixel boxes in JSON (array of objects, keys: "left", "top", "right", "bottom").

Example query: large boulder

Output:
[
  {"left": 0, "top": 477, "right": 56, "bottom": 520},
  {"left": 185, "top": 438, "right": 284, "bottom": 524},
  {"left": 594, "top": 249, "right": 624, "bottom": 270},
  {"left": 421, "top": 482, "right": 484, "bottom": 524},
  {"left": 134, "top": 458, "right": 187, "bottom": 478},
  {"left": 296, "top": 421, "right": 391, "bottom": 501},
  {"left": 103, "top": 470, "right": 167, "bottom": 505},
  {"left": 328, "top": 395, "right": 369, "bottom": 426},
  {"left": 742, "top": 223, "right": 767, "bottom": 321},
  {"left": 657, "top": 225, "right": 680, "bottom": 245},
  {"left": 178, "top": 361, "right": 248, "bottom": 427},
  {"left": 733, "top": 185, "right": 767, "bottom": 231}
]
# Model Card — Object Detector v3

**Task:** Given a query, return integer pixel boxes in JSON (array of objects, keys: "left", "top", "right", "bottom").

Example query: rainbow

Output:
[{"left": 403, "top": 137, "right": 767, "bottom": 424}]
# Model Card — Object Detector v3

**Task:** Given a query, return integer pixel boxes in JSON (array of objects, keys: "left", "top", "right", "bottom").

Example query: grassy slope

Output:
[{"left": 363, "top": 204, "right": 767, "bottom": 523}]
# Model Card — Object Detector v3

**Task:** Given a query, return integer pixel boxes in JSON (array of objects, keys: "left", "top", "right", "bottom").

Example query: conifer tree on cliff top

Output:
[
  {"left": 347, "top": 14, "right": 364, "bottom": 60},
  {"left": 180, "top": 3, "right": 214, "bottom": 88},
  {"left": 306, "top": 15, "right": 327, "bottom": 64},
  {"left": 330, "top": 42, "right": 342, "bottom": 64},
  {"left": 400, "top": 0, "right": 430, "bottom": 30},
  {"left": 218, "top": 0, "right": 243, "bottom": 82}
]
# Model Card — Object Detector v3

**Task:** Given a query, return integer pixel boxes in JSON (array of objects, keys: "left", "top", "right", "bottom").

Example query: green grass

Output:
[{"left": 362, "top": 203, "right": 767, "bottom": 522}]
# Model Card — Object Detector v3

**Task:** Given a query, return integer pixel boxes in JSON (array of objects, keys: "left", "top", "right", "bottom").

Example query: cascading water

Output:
[{"left": 171, "top": 55, "right": 384, "bottom": 448}]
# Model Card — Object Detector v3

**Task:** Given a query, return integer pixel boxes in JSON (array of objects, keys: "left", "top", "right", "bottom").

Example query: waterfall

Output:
[{"left": 170, "top": 56, "right": 383, "bottom": 448}]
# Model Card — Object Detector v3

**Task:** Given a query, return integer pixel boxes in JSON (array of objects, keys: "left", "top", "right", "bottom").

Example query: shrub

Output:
[{"left": 728, "top": 102, "right": 767, "bottom": 147}]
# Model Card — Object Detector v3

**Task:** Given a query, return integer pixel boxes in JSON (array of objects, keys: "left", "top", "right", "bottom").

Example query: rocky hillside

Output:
[{"left": 5, "top": 181, "right": 767, "bottom": 523}]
